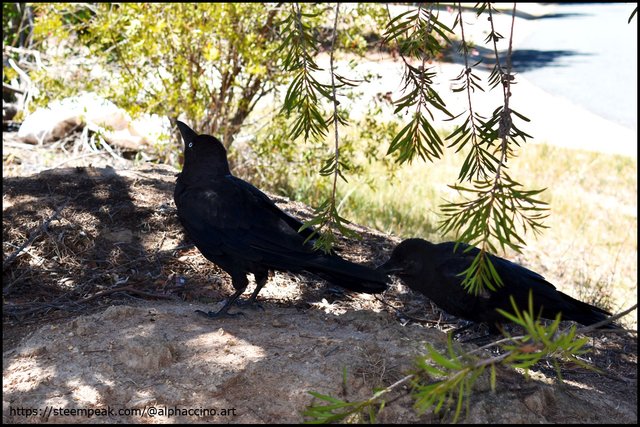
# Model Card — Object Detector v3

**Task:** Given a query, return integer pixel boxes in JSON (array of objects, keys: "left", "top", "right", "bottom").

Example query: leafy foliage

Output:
[
  {"left": 438, "top": 173, "right": 549, "bottom": 293},
  {"left": 279, "top": 4, "right": 331, "bottom": 143},
  {"left": 411, "top": 305, "right": 591, "bottom": 422},
  {"left": 31, "top": 3, "right": 284, "bottom": 149},
  {"left": 435, "top": 3, "right": 548, "bottom": 295},
  {"left": 278, "top": 4, "right": 379, "bottom": 252},
  {"left": 2, "top": 3, "right": 33, "bottom": 48},
  {"left": 30, "top": 2, "right": 547, "bottom": 290},
  {"left": 383, "top": 5, "right": 454, "bottom": 163},
  {"left": 303, "top": 389, "right": 387, "bottom": 424}
]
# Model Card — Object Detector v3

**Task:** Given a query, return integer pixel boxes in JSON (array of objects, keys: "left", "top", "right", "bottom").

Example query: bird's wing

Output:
[
  {"left": 486, "top": 253, "right": 561, "bottom": 304},
  {"left": 437, "top": 242, "right": 554, "bottom": 292},
  {"left": 227, "top": 176, "right": 318, "bottom": 243},
  {"left": 176, "top": 177, "right": 318, "bottom": 269},
  {"left": 432, "top": 243, "right": 550, "bottom": 319},
  {"left": 433, "top": 255, "right": 489, "bottom": 318},
  {"left": 432, "top": 243, "right": 614, "bottom": 325}
]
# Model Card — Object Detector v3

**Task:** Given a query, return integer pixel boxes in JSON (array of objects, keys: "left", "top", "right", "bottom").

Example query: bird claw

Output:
[{"left": 195, "top": 309, "right": 245, "bottom": 319}]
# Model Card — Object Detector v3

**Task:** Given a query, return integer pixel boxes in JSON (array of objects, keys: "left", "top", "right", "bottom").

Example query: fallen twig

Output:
[
  {"left": 2, "top": 140, "right": 38, "bottom": 151},
  {"left": 3, "top": 200, "right": 70, "bottom": 274},
  {"left": 575, "top": 304, "right": 638, "bottom": 334},
  {"left": 2, "top": 82, "right": 24, "bottom": 95},
  {"left": 74, "top": 285, "right": 177, "bottom": 305},
  {"left": 51, "top": 151, "right": 108, "bottom": 168},
  {"left": 4, "top": 285, "right": 177, "bottom": 319},
  {"left": 374, "top": 294, "right": 458, "bottom": 326}
]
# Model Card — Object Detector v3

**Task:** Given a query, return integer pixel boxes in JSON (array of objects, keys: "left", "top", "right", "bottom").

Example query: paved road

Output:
[
  {"left": 326, "top": 3, "right": 637, "bottom": 156},
  {"left": 514, "top": 3, "right": 637, "bottom": 131}
]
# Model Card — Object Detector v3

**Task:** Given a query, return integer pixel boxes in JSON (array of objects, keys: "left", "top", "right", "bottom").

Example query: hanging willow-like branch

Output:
[{"left": 438, "top": 3, "right": 549, "bottom": 295}]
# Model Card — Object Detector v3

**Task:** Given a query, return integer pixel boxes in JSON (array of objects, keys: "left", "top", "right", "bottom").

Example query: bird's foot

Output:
[
  {"left": 235, "top": 298, "right": 265, "bottom": 311},
  {"left": 195, "top": 309, "right": 245, "bottom": 319}
]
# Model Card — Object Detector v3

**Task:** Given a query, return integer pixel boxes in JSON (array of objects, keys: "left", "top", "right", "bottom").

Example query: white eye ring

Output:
[{"left": 188, "top": 142, "right": 193, "bottom": 148}]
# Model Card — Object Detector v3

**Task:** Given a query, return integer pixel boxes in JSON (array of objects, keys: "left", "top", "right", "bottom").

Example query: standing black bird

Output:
[
  {"left": 174, "top": 121, "right": 388, "bottom": 317},
  {"left": 377, "top": 238, "right": 619, "bottom": 329}
]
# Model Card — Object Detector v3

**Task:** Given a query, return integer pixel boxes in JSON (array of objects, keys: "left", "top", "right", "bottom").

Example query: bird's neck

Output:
[{"left": 179, "top": 166, "right": 230, "bottom": 185}]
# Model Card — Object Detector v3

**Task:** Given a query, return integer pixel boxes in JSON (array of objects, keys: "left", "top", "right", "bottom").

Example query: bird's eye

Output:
[{"left": 188, "top": 142, "right": 193, "bottom": 148}]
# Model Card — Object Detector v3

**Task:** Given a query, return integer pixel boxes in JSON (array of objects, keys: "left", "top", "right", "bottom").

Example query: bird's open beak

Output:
[{"left": 376, "top": 261, "right": 404, "bottom": 275}]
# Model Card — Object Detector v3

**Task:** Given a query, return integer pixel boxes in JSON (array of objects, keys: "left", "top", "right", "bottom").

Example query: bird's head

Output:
[
  {"left": 376, "top": 238, "right": 433, "bottom": 278},
  {"left": 176, "top": 121, "right": 230, "bottom": 175}
]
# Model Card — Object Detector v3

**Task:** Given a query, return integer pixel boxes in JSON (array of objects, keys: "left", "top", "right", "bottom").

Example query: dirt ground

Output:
[{"left": 2, "top": 134, "right": 638, "bottom": 423}]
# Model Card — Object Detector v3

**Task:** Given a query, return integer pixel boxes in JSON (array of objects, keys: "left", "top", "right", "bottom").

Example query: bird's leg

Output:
[
  {"left": 236, "top": 270, "right": 269, "bottom": 311},
  {"left": 196, "top": 274, "right": 248, "bottom": 318}
]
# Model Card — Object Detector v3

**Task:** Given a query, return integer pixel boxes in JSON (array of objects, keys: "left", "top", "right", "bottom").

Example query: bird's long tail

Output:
[
  {"left": 305, "top": 254, "right": 389, "bottom": 294},
  {"left": 561, "top": 293, "right": 621, "bottom": 329}
]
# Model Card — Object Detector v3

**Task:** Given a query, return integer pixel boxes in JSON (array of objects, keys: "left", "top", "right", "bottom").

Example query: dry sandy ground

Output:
[{"left": 3, "top": 302, "right": 637, "bottom": 424}]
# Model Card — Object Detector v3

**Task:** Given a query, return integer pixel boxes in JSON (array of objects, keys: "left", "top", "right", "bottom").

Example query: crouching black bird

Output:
[
  {"left": 174, "top": 121, "right": 388, "bottom": 318},
  {"left": 377, "top": 238, "right": 619, "bottom": 329}
]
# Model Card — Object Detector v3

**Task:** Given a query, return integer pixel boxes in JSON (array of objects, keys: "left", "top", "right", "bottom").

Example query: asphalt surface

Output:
[
  {"left": 416, "top": 3, "right": 638, "bottom": 157},
  {"left": 514, "top": 3, "right": 637, "bottom": 132}
]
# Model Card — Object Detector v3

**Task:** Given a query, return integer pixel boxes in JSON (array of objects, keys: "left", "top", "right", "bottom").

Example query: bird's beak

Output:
[
  {"left": 176, "top": 121, "right": 198, "bottom": 146},
  {"left": 376, "top": 261, "right": 404, "bottom": 275}
]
